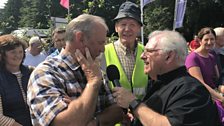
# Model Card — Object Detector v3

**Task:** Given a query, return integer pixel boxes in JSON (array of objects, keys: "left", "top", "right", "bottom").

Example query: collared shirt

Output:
[
  {"left": 45, "top": 48, "right": 65, "bottom": 60},
  {"left": 27, "top": 52, "right": 114, "bottom": 126},
  {"left": 114, "top": 40, "right": 137, "bottom": 82},
  {"left": 45, "top": 49, "right": 60, "bottom": 60},
  {"left": 137, "top": 66, "right": 220, "bottom": 126}
]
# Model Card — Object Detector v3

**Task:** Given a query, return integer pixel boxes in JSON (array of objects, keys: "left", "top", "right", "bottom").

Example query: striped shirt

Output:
[
  {"left": 0, "top": 96, "right": 15, "bottom": 126},
  {"left": 27, "top": 52, "right": 114, "bottom": 126},
  {"left": 13, "top": 71, "right": 27, "bottom": 105}
]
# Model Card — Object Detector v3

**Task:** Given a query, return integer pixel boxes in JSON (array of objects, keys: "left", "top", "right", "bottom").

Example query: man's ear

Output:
[
  {"left": 115, "top": 23, "right": 118, "bottom": 32},
  {"left": 166, "top": 55, "right": 170, "bottom": 60},
  {"left": 75, "top": 31, "right": 85, "bottom": 43},
  {"left": 166, "top": 51, "right": 175, "bottom": 63},
  {"left": 115, "top": 28, "right": 118, "bottom": 33}
]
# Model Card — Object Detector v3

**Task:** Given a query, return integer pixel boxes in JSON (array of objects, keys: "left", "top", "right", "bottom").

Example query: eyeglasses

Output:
[{"left": 142, "top": 48, "right": 163, "bottom": 55}]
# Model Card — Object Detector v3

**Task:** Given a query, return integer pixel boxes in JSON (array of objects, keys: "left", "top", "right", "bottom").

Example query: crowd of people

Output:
[{"left": 0, "top": 1, "right": 224, "bottom": 126}]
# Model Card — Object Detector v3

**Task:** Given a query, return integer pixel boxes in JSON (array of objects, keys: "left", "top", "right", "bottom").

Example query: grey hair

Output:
[
  {"left": 65, "top": 14, "right": 108, "bottom": 42},
  {"left": 29, "top": 36, "right": 44, "bottom": 46},
  {"left": 214, "top": 27, "right": 224, "bottom": 37},
  {"left": 148, "top": 30, "right": 162, "bottom": 39},
  {"left": 148, "top": 30, "right": 188, "bottom": 66}
]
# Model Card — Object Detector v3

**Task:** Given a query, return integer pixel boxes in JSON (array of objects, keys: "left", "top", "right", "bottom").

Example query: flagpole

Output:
[
  {"left": 60, "top": 0, "right": 70, "bottom": 20},
  {"left": 140, "top": 0, "right": 144, "bottom": 45},
  {"left": 68, "top": 5, "right": 70, "bottom": 17},
  {"left": 173, "top": 0, "right": 178, "bottom": 31},
  {"left": 67, "top": 0, "right": 70, "bottom": 21}
]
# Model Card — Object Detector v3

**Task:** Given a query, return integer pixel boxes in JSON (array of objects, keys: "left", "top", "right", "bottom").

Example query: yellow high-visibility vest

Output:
[{"left": 104, "top": 42, "right": 148, "bottom": 99}]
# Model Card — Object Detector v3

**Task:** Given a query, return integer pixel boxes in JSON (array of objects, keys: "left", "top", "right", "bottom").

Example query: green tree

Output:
[
  {"left": 81, "top": 0, "right": 129, "bottom": 35},
  {"left": 1, "top": 0, "right": 224, "bottom": 40},
  {"left": 144, "top": 6, "right": 172, "bottom": 35},
  {"left": 19, "top": 0, "right": 50, "bottom": 29},
  {"left": 142, "top": 0, "right": 224, "bottom": 41},
  {"left": 0, "top": 0, "right": 22, "bottom": 34},
  {"left": 50, "top": 0, "right": 68, "bottom": 18}
]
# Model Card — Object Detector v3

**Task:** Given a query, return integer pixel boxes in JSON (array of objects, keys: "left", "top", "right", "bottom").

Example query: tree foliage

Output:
[
  {"left": 0, "top": 0, "right": 224, "bottom": 41},
  {"left": 143, "top": 0, "right": 224, "bottom": 41},
  {"left": 19, "top": 0, "right": 50, "bottom": 28},
  {"left": 0, "top": 0, "right": 22, "bottom": 34}
]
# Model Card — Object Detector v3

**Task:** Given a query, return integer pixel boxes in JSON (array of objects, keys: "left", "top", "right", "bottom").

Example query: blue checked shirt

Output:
[{"left": 27, "top": 52, "right": 114, "bottom": 126}]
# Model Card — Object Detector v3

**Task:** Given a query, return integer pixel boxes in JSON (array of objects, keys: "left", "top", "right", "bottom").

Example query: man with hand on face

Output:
[
  {"left": 27, "top": 14, "right": 123, "bottom": 126},
  {"left": 113, "top": 30, "right": 221, "bottom": 126}
]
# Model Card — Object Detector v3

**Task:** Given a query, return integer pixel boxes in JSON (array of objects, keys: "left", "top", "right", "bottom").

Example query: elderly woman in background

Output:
[
  {"left": 185, "top": 27, "right": 224, "bottom": 103},
  {"left": 0, "top": 35, "right": 33, "bottom": 126}
]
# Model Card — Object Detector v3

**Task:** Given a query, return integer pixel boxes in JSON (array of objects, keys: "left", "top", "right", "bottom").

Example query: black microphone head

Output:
[{"left": 106, "top": 65, "right": 120, "bottom": 81}]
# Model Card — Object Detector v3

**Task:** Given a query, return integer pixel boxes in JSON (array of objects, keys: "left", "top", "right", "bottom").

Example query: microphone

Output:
[
  {"left": 106, "top": 65, "right": 128, "bottom": 114},
  {"left": 106, "top": 65, "right": 121, "bottom": 87}
]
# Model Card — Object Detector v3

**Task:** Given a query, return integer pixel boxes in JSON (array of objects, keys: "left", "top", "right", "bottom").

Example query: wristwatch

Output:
[{"left": 129, "top": 99, "right": 141, "bottom": 113}]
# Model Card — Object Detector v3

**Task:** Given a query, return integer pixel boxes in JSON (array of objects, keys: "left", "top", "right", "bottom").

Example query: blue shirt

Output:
[{"left": 46, "top": 49, "right": 60, "bottom": 60}]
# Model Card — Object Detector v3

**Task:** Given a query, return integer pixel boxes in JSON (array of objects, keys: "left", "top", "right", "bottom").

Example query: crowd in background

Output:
[{"left": 0, "top": 1, "right": 224, "bottom": 126}]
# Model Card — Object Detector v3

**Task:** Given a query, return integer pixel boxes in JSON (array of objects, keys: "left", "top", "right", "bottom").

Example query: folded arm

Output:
[{"left": 51, "top": 83, "right": 101, "bottom": 126}]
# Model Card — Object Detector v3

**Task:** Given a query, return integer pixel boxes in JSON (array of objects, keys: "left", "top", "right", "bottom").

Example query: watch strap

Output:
[{"left": 129, "top": 99, "right": 141, "bottom": 113}]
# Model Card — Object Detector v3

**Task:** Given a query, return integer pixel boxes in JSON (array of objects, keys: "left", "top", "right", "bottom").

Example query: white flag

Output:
[
  {"left": 143, "top": 0, "right": 155, "bottom": 7},
  {"left": 174, "top": 0, "right": 187, "bottom": 29}
]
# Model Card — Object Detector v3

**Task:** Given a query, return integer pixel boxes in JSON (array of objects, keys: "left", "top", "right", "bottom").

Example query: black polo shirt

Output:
[{"left": 136, "top": 66, "right": 221, "bottom": 126}]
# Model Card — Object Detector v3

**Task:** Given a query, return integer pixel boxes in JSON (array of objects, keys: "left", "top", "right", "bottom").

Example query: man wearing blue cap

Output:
[{"left": 102, "top": 1, "right": 149, "bottom": 125}]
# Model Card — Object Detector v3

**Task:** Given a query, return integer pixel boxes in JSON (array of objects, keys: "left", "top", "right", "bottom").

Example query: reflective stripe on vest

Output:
[{"left": 133, "top": 87, "right": 146, "bottom": 98}]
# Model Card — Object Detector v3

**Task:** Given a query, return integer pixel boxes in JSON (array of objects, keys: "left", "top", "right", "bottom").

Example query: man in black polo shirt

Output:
[{"left": 113, "top": 30, "right": 221, "bottom": 126}]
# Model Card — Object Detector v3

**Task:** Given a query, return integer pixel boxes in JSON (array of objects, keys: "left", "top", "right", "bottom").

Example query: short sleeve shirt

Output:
[
  {"left": 27, "top": 52, "right": 114, "bottom": 126},
  {"left": 185, "top": 52, "right": 217, "bottom": 88}
]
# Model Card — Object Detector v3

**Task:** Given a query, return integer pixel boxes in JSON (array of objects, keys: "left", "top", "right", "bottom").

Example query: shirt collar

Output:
[
  {"left": 157, "top": 66, "right": 188, "bottom": 84},
  {"left": 116, "top": 40, "right": 137, "bottom": 55},
  {"left": 143, "top": 66, "right": 188, "bottom": 101},
  {"left": 59, "top": 52, "right": 80, "bottom": 71}
]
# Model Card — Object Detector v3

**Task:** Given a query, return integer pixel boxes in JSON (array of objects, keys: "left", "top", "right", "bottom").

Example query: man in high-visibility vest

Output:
[{"left": 102, "top": 1, "right": 149, "bottom": 125}]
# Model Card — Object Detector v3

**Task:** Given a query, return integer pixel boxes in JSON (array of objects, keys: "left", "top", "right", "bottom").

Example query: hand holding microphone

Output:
[
  {"left": 106, "top": 64, "right": 121, "bottom": 87},
  {"left": 106, "top": 65, "right": 129, "bottom": 113}
]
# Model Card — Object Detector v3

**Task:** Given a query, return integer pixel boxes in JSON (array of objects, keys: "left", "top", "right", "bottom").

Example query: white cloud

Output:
[{"left": 0, "top": 0, "right": 8, "bottom": 9}]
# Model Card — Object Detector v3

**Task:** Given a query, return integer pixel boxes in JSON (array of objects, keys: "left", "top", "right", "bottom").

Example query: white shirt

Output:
[{"left": 23, "top": 50, "right": 47, "bottom": 67}]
